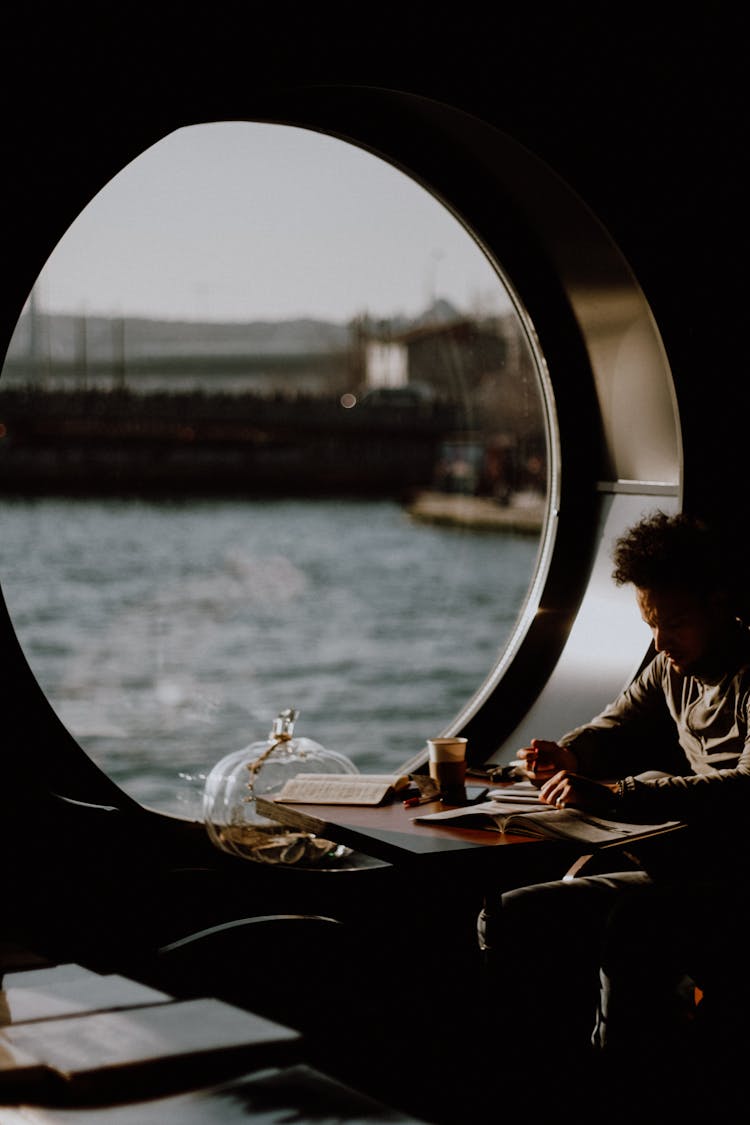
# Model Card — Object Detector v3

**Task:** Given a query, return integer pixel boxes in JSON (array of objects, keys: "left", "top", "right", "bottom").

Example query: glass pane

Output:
[{"left": 0, "top": 122, "right": 550, "bottom": 815}]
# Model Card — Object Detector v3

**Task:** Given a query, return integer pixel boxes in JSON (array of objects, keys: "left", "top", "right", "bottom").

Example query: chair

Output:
[
  {"left": 563, "top": 846, "right": 645, "bottom": 882},
  {"left": 152, "top": 913, "right": 352, "bottom": 1037}
]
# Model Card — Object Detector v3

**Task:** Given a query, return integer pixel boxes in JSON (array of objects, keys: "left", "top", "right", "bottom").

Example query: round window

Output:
[{"left": 0, "top": 121, "right": 551, "bottom": 815}]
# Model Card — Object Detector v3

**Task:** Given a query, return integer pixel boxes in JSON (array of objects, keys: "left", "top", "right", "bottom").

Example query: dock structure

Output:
[
  {"left": 406, "top": 490, "right": 546, "bottom": 533},
  {"left": 0, "top": 386, "right": 465, "bottom": 497}
]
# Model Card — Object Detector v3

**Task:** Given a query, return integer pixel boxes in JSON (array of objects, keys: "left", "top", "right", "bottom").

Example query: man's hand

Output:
[
  {"left": 538, "top": 770, "right": 618, "bottom": 813},
  {"left": 517, "top": 739, "right": 578, "bottom": 786}
]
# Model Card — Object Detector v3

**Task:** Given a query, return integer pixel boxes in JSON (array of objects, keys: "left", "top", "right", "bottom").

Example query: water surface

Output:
[{"left": 0, "top": 497, "right": 540, "bottom": 814}]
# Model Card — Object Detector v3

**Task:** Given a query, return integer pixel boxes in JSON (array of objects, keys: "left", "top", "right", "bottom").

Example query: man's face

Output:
[{"left": 635, "top": 586, "right": 725, "bottom": 676}]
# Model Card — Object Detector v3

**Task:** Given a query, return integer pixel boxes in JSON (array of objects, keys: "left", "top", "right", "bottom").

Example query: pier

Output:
[
  {"left": 0, "top": 386, "right": 468, "bottom": 498},
  {"left": 406, "top": 490, "right": 545, "bottom": 533}
]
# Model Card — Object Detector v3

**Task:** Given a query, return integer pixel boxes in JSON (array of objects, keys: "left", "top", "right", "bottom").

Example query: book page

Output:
[
  {"left": 486, "top": 789, "right": 542, "bottom": 806},
  {"left": 414, "top": 801, "right": 680, "bottom": 844},
  {"left": 515, "top": 809, "right": 682, "bottom": 844},
  {"left": 6, "top": 1064, "right": 428, "bottom": 1123},
  {"left": 288, "top": 774, "right": 405, "bottom": 785},
  {"left": 1, "top": 966, "right": 170, "bottom": 1026},
  {"left": 0, "top": 999, "right": 299, "bottom": 1078},
  {"left": 275, "top": 778, "right": 393, "bottom": 805},
  {"left": 0, "top": 1112, "right": 51, "bottom": 1124},
  {"left": 411, "top": 800, "right": 552, "bottom": 831}
]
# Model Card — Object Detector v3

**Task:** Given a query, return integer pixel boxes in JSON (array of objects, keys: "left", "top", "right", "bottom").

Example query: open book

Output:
[
  {"left": 3, "top": 1063, "right": 427, "bottom": 1123},
  {"left": 413, "top": 791, "right": 682, "bottom": 845},
  {"left": 0, "top": 997, "right": 301, "bottom": 1102},
  {"left": 273, "top": 773, "right": 410, "bottom": 806},
  {"left": 1, "top": 964, "right": 170, "bottom": 1027}
]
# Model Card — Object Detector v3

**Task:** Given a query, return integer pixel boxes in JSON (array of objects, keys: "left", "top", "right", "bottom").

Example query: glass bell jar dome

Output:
[{"left": 202, "top": 708, "right": 359, "bottom": 864}]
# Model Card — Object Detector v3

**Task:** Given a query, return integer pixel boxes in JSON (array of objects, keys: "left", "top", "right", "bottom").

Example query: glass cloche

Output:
[{"left": 202, "top": 708, "right": 359, "bottom": 864}]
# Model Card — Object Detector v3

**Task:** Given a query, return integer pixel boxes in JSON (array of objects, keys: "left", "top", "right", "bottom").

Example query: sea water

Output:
[{"left": 0, "top": 496, "right": 540, "bottom": 815}]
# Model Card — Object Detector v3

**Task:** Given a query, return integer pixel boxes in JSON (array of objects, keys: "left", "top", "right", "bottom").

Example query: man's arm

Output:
[
  {"left": 545, "top": 669, "right": 750, "bottom": 820},
  {"left": 611, "top": 739, "right": 750, "bottom": 820},
  {"left": 516, "top": 739, "right": 578, "bottom": 783},
  {"left": 558, "top": 655, "right": 677, "bottom": 780},
  {"left": 516, "top": 661, "right": 675, "bottom": 812}
]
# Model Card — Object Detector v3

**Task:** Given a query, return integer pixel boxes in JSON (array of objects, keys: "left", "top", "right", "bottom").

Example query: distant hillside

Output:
[
  {"left": 7, "top": 312, "right": 352, "bottom": 365},
  {"left": 5, "top": 299, "right": 465, "bottom": 365}
]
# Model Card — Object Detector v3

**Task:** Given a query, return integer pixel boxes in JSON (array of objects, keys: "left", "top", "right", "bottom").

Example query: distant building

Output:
[
  {"left": 363, "top": 340, "right": 409, "bottom": 390},
  {"left": 396, "top": 317, "right": 506, "bottom": 395},
  {"left": 362, "top": 313, "right": 539, "bottom": 432},
  {"left": 3, "top": 306, "right": 354, "bottom": 396},
  {"left": 360, "top": 311, "right": 546, "bottom": 500}
]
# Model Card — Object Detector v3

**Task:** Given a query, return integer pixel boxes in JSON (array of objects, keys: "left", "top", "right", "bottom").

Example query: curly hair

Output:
[{"left": 611, "top": 511, "right": 724, "bottom": 595}]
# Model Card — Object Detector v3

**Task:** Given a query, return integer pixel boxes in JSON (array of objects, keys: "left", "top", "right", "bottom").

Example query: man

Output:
[{"left": 478, "top": 511, "right": 750, "bottom": 1115}]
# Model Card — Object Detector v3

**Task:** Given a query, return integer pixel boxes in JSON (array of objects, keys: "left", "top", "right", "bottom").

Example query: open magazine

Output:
[{"left": 413, "top": 784, "right": 682, "bottom": 845}]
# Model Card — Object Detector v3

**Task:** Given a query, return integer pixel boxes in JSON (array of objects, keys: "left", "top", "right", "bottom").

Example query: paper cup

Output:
[{"left": 427, "top": 737, "right": 468, "bottom": 795}]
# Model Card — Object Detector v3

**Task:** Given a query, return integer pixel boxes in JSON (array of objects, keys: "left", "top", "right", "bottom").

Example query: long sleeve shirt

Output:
[{"left": 559, "top": 627, "right": 750, "bottom": 824}]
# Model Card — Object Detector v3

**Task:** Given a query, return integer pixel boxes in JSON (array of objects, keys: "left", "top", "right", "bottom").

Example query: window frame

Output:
[{"left": 0, "top": 85, "right": 682, "bottom": 804}]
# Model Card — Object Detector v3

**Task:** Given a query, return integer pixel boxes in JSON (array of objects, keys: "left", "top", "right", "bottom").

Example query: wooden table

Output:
[
  {"left": 265, "top": 789, "right": 687, "bottom": 886},
  {"left": 264, "top": 792, "right": 580, "bottom": 895}
]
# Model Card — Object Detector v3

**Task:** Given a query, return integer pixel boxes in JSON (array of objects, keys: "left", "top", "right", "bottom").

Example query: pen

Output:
[{"left": 403, "top": 794, "right": 436, "bottom": 808}]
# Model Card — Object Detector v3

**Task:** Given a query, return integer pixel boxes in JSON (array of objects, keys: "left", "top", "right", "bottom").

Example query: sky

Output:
[{"left": 31, "top": 121, "right": 513, "bottom": 325}]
